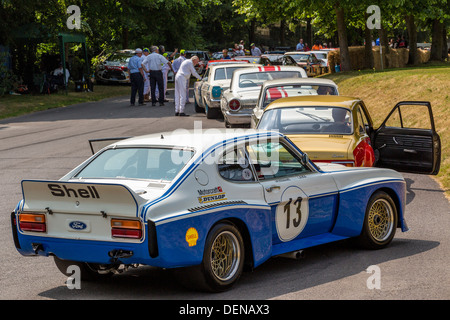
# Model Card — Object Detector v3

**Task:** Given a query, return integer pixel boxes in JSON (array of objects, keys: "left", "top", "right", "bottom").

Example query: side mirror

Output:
[{"left": 301, "top": 153, "right": 309, "bottom": 165}]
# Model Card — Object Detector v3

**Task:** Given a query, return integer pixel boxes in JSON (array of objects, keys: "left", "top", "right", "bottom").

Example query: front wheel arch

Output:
[{"left": 357, "top": 190, "right": 399, "bottom": 249}]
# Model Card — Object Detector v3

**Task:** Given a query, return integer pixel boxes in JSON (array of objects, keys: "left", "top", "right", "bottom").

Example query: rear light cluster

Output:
[
  {"left": 229, "top": 99, "right": 241, "bottom": 111},
  {"left": 111, "top": 219, "right": 143, "bottom": 239},
  {"left": 19, "top": 213, "right": 46, "bottom": 232}
]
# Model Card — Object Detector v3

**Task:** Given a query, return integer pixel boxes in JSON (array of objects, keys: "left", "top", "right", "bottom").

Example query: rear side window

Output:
[{"left": 218, "top": 147, "right": 255, "bottom": 182}]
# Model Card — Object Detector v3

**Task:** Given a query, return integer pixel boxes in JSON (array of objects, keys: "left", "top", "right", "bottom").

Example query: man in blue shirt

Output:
[
  {"left": 222, "top": 49, "right": 231, "bottom": 59},
  {"left": 128, "top": 48, "right": 146, "bottom": 106},
  {"left": 296, "top": 38, "right": 305, "bottom": 51},
  {"left": 141, "top": 46, "right": 173, "bottom": 106}
]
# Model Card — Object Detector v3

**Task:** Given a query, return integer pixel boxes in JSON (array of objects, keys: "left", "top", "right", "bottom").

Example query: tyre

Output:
[
  {"left": 194, "top": 97, "right": 204, "bottom": 113},
  {"left": 357, "top": 191, "right": 398, "bottom": 249},
  {"left": 178, "top": 222, "right": 245, "bottom": 292},
  {"left": 205, "top": 103, "right": 221, "bottom": 119},
  {"left": 53, "top": 256, "right": 117, "bottom": 281}
]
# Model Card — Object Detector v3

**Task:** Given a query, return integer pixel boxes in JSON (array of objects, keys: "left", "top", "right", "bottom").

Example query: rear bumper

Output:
[
  {"left": 224, "top": 111, "right": 251, "bottom": 125},
  {"left": 11, "top": 215, "right": 197, "bottom": 268}
]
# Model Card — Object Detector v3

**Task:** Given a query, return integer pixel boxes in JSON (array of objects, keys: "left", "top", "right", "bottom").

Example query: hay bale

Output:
[
  {"left": 417, "top": 49, "right": 431, "bottom": 64},
  {"left": 328, "top": 49, "right": 340, "bottom": 73},
  {"left": 348, "top": 46, "right": 365, "bottom": 70},
  {"left": 372, "top": 47, "right": 387, "bottom": 70}
]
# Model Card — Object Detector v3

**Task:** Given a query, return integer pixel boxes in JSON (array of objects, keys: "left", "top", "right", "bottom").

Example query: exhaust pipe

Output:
[{"left": 277, "top": 250, "right": 304, "bottom": 260}]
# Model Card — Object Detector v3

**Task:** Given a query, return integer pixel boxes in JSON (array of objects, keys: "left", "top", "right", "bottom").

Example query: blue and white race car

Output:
[{"left": 10, "top": 129, "right": 439, "bottom": 292}]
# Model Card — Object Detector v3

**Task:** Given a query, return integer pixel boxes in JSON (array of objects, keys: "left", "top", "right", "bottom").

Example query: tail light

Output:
[
  {"left": 211, "top": 86, "right": 222, "bottom": 99},
  {"left": 229, "top": 99, "right": 241, "bottom": 111},
  {"left": 111, "top": 219, "right": 143, "bottom": 239},
  {"left": 19, "top": 213, "right": 46, "bottom": 232}
]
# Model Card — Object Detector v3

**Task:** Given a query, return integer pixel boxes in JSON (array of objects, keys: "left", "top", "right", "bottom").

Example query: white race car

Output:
[
  {"left": 12, "top": 129, "right": 417, "bottom": 292},
  {"left": 250, "top": 77, "right": 339, "bottom": 128},
  {"left": 193, "top": 62, "right": 260, "bottom": 119},
  {"left": 220, "top": 66, "right": 307, "bottom": 128}
]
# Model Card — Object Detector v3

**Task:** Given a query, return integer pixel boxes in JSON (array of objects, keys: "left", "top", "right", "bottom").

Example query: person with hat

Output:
[
  {"left": 141, "top": 46, "right": 173, "bottom": 106},
  {"left": 128, "top": 48, "right": 146, "bottom": 106},
  {"left": 250, "top": 43, "right": 262, "bottom": 56},
  {"left": 142, "top": 48, "right": 151, "bottom": 102},
  {"left": 174, "top": 56, "right": 202, "bottom": 116}
]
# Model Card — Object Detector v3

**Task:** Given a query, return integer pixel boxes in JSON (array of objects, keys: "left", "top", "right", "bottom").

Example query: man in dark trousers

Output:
[
  {"left": 127, "top": 48, "right": 146, "bottom": 106},
  {"left": 142, "top": 46, "right": 173, "bottom": 106}
]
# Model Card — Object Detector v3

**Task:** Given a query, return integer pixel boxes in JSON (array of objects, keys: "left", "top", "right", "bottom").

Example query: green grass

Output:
[
  {"left": 321, "top": 62, "right": 450, "bottom": 199},
  {"left": 0, "top": 83, "right": 130, "bottom": 120}
]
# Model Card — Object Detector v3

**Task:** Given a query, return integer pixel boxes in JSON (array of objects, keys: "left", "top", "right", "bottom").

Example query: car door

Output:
[
  {"left": 197, "top": 68, "right": 211, "bottom": 108},
  {"left": 372, "top": 101, "right": 441, "bottom": 175},
  {"left": 246, "top": 138, "right": 339, "bottom": 244}
]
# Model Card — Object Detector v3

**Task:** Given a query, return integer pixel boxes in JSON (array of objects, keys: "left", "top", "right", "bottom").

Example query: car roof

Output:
[
  {"left": 261, "top": 77, "right": 337, "bottom": 88},
  {"left": 208, "top": 63, "right": 256, "bottom": 70},
  {"left": 264, "top": 95, "right": 360, "bottom": 111},
  {"left": 112, "top": 129, "right": 281, "bottom": 149},
  {"left": 232, "top": 65, "right": 304, "bottom": 75},
  {"left": 284, "top": 51, "right": 311, "bottom": 55}
]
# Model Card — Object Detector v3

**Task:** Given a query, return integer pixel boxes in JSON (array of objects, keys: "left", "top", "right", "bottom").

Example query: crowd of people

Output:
[
  {"left": 128, "top": 46, "right": 201, "bottom": 116},
  {"left": 296, "top": 38, "right": 333, "bottom": 52},
  {"left": 127, "top": 38, "right": 331, "bottom": 116}
]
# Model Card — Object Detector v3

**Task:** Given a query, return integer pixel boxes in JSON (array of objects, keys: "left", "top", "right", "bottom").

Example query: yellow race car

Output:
[{"left": 256, "top": 95, "right": 441, "bottom": 174}]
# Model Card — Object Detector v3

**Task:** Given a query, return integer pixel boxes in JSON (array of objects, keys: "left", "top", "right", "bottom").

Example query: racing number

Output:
[
  {"left": 275, "top": 187, "right": 309, "bottom": 242},
  {"left": 284, "top": 197, "right": 302, "bottom": 229}
]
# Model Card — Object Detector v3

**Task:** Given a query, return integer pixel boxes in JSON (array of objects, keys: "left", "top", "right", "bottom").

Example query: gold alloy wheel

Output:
[
  {"left": 368, "top": 198, "right": 394, "bottom": 242},
  {"left": 210, "top": 231, "right": 241, "bottom": 282}
]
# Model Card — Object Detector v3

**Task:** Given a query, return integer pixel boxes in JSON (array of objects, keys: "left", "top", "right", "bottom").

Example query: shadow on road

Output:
[{"left": 38, "top": 237, "right": 439, "bottom": 300}]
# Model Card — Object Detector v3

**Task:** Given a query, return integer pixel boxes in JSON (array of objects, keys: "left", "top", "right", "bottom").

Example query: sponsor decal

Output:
[
  {"left": 197, "top": 186, "right": 223, "bottom": 196},
  {"left": 48, "top": 184, "right": 100, "bottom": 199},
  {"left": 185, "top": 228, "right": 199, "bottom": 247},
  {"left": 197, "top": 186, "right": 227, "bottom": 204}
]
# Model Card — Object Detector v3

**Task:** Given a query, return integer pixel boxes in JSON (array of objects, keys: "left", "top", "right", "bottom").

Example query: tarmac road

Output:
[{"left": 0, "top": 88, "right": 449, "bottom": 301}]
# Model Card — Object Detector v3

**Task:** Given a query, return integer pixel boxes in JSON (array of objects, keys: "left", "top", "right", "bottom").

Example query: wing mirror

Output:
[{"left": 301, "top": 153, "right": 309, "bottom": 165}]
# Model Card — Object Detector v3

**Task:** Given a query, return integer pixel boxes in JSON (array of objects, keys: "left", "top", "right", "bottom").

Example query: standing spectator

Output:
[
  {"left": 304, "top": 43, "right": 310, "bottom": 51},
  {"left": 141, "top": 46, "right": 173, "bottom": 106},
  {"left": 394, "top": 35, "right": 401, "bottom": 48},
  {"left": 172, "top": 49, "right": 190, "bottom": 103},
  {"left": 398, "top": 36, "right": 407, "bottom": 48},
  {"left": 159, "top": 53, "right": 171, "bottom": 102},
  {"left": 128, "top": 48, "right": 146, "bottom": 106},
  {"left": 312, "top": 40, "right": 323, "bottom": 50},
  {"left": 222, "top": 49, "right": 231, "bottom": 59},
  {"left": 250, "top": 43, "right": 262, "bottom": 56},
  {"left": 174, "top": 56, "right": 202, "bottom": 116},
  {"left": 142, "top": 48, "right": 151, "bottom": 102},
  {"left": 239, "top": 40, "right": 245, "bottom": 52},
  {"left": 389, "top": 38, "right": 395, "bottom": 48},
  {"left": 234, "top": 43, "right": 244, "bottom": 56},
  {"left": 296, "top": 38, "right": 305, "bottom": 51}
]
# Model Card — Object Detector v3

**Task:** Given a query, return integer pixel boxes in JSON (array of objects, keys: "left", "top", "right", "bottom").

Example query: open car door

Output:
[{"left": 372, "top": 101, "right": 441, "bottom": 175}]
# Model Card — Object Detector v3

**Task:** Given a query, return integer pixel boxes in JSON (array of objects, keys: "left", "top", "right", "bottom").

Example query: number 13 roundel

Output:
[{"left": 275, "top": 186, "right": 309, "bottom": 242}]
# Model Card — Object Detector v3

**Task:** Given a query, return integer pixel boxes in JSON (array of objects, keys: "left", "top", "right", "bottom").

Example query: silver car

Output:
[
  {"left": 250, "top": 78, "right": 339, "bottom": 128},
  {"left": 220, "top": 66, "right": 307, "bottom": 127},
  {"left": 193, "top": 62, "right": 260, "bottom": 119}
]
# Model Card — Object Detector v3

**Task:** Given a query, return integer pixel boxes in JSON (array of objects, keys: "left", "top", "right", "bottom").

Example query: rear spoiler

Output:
[{"left": 89, "top": 137, "right": 131, "bottom": 154}]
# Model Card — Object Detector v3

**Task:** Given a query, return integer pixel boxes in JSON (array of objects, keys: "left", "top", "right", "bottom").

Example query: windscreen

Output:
[
  {"left": 238, "top": 71, "right": 303, "bottom": 88},
  {"left": 287, "top": 54, "right": 309, "bottom": 62},
  {"left": 74, "top": 148, "right": 194, "bottom": 181},
  {"left": 258, "top": 106, "right": 353, "bottom": 135},
  {"left": 262, "top": 85, "right": 338, "bottom": 108}
]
